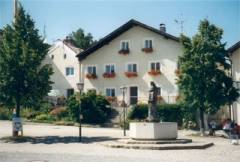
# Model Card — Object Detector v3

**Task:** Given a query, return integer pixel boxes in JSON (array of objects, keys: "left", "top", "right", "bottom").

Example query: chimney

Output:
[{"left": 159, "top": 23, "right": 166, "bottom": 32}]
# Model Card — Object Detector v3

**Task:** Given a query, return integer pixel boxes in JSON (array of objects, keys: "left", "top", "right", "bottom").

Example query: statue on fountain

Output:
[{"left": 147, "top": 81, "right": 159, "bottom": 122}]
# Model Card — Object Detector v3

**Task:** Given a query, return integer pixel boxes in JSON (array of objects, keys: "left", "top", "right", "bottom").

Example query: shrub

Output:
[
  {"left": 0, "top": 107, "right": 12, "bottom": 120},
  {"left": 66, "top": 91, "right": 111, "bottom": 123},
  {"left": 50, "top": 107, "right": 68, "bottom": 120},
  {"left": 35, "top": 114, "right": 55, "bottom": 121},
  {"left": 21, "top": 108, "right": 40, "bottom": 120},
  {"left": 128, "top": 103, "right": 182, "bottom": 124}
]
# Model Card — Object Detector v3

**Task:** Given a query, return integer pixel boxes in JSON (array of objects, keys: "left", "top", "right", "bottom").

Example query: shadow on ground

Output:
[{"left": 0, "top": 136, "right": 119, "bottom": 144}]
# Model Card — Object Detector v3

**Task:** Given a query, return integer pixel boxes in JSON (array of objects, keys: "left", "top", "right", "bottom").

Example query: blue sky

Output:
[{"left": 0, "top": 0, "right": 239, "bottom": 47}]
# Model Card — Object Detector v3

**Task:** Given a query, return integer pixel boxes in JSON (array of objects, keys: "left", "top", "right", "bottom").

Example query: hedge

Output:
[{"left": 128, "top": 104, "right": 183, "bottom": 125}]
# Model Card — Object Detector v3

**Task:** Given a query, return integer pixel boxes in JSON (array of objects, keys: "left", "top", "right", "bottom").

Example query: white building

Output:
[
  {"left": 45, "top": 38, "right": 82, "bottom": 97},
  {"left": 229, "top": 41, "right": 240, "bottom": 124},
  {"left": 77, "top": 19, "right": 183, "bottom": 105}
]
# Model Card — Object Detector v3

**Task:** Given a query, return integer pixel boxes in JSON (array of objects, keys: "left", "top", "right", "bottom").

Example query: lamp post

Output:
[
  {"left": 76, "top": 82, "right": 84, "bottom": 142},
  {"left": 120, "top": 86, "right": 127, "bottom": 136}
]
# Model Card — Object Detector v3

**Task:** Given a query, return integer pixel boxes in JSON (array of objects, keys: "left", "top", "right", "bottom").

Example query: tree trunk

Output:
[
  {"left": 12, "top": 99, "right": 20, "bottom": 137},
  {"left": 199, "top": 107, "right": 205, "bottom": 136}
]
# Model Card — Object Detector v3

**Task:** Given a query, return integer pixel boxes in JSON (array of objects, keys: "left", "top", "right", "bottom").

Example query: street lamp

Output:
[
  {"left": 120, "top": 86, "right": 127, "bottom": 136},
  {"left": 76, "top": 82, "right": 84, "bottom": 142}
]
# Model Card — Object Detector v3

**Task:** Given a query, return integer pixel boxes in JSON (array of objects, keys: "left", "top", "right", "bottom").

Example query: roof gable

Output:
[
  {"left": 228, "top": 41, "right": 240, "bottom": 54},
  {"left": 76, "top": 19, "right": 179, "bottom": 60}
]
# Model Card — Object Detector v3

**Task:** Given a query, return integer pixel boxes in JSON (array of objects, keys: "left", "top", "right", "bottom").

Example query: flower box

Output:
[
  {"left": 125, "top": 72, "right": 138, "bottom": 78},
  {"left": 157, "top": 96, "right": 163, "bottom": 101},
  {"left": 118, "top": 49, "right": 130, "bottom": 55},
  {"left": 142, "top": 47, "right": 153, "bottom": 53},
  {"left": 175, "top": 95, "right": 181, "bottom": 101},
  {"left": 86, "top": 73, "right": 97, "bottom": 79},
  {"left": 106, "top": 96, "right": 117, "bottom": 102},
  {"left": 175, "top": 69, "right": 181, "bottom": 76},
  {"left": 103, "top": 72, "right": 116, "bottom": 78},
  {"left": 148, "top": 70, "right": 161, "bottom": 76}
]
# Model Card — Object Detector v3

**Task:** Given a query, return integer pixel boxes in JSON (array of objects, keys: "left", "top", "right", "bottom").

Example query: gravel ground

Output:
[{"left": 0, "top": 120, "right": 240, "bottom": 162}]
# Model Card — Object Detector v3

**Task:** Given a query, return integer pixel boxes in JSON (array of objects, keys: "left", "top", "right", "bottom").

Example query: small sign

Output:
[{"left": 12, "top": 117, "right": 22, "bottom": 132}]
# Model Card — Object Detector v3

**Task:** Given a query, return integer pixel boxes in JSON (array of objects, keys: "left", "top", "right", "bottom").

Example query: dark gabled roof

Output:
[
  {"left": 76, "top": 19, "right": 179, "bottom": 60},
  {"left": 228, "top": 41, "right": 240, "bottom": 54}
]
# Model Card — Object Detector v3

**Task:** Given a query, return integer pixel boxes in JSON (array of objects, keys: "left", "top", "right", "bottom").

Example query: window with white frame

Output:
[
  {"left": 120, "top": 41, "right": 129, "bottom": 50},
  {"left": 66, "top": 67, "right": 74, "bottom": 76},
  {"left": 87, "top": 66, "right": 96, "bottom": 75},
  {"left": 106, "top": 88, "right": 115, "bottom": 97},
  {"left": 127, "top": 63, "right": 137, "bottom": 72},
  {"left": 105, "top": 64, "right": 115, "bottom": 73},
  {"left": 144, "top": 39, "right": 153, "bottom": 48},
  {"left": 150, "top": 62, "right": 161, "bottom": 71}
]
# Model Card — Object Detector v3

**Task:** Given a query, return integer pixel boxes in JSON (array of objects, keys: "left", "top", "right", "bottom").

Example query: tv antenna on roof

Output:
[{"left": 174, "top": 13, "right": 185, "bottom": 34}]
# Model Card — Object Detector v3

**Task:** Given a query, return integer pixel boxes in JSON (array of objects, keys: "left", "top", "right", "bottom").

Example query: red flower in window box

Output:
[
  {"left": 106, "top": 96, "right": 117, "bottom": 102},
  {"left": 157, "top": 96, "right": 163, "bottom": 101},
  {"left": 148, "top": 70, "right": 161, "bottom": 76},
  {"left": 125, "top": 72, "right": 138, "bottom": 78},
  {"left": 118, "top": 49, "right": 130, "bottom": 55},
  {"left": 175, "top": 69, "right": 181, "bottom": 76},
  {"left": 175, "top": 95, "right": 181, "bottom": 101},
  {"left": 103, "top": 72, "right": 116, "bottom": 78},
  {"left": 86, "top": 73, "right": 97, "bottom": 79},
  {"left": 142, "top": 47, "right": 153, "bottom": 53}
]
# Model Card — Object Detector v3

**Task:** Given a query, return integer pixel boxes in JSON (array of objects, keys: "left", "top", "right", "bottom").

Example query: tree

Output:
[
  {"left": 177, "top": 19, "right": 239, "bottom": 135},
  {"left": 0, "top": 5, "right": 53, "bottom": 136},
  {"left": 69, "top": 28, "right": 96, "bottom": 50}
]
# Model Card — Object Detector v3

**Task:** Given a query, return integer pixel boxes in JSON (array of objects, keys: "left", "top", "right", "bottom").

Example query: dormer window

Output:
[
  {"left": 142, "top": 39, "right": 153, "bottom": 53},
  {"left": 119, "top": 40, "right": 129, "bottom": 54}
]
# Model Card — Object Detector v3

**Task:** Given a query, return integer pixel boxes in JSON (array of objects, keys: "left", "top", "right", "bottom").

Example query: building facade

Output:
[
  {"left": 229, "top": 41, "right": 240, "bottom": 125},
  {"left": 44, "top": 38, "right": 82, "bottom": 97},
  {"left": 77, "top": 20, "right": 183, "bottom": 105}
]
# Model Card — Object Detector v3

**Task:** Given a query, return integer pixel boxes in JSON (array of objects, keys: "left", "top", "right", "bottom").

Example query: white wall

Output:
[
  {"left": 231, "top": 47, "right": 240, "bottom": 124},
  {"left": 80, "top": 26, "right": 183, "bottom": 104},
  {"left": 44, "top": 40, "right": 80, "bottom": 97}
]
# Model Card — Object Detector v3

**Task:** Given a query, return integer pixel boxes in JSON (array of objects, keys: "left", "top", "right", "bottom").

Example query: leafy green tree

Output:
[
  {"left": 0, "top": 5, "right": 53, "bottom": 135},
  {"left": 69, "top": 28, "right": 96, "bottom": 49},
  {"left": 67, "top": 91, "right": 111, "bottom": 123},
  {"left": 178, "top": 19, "right": 239, "bottom": 135}
]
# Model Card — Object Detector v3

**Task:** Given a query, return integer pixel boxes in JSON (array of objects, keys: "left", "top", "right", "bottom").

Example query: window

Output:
[
  {"left": 106, "top": 88, "right": 115, "bottom": 97},
  {"left": 64, "top": 53, "right": 67, "bottom": 59},
  {"left": 51, "top": 55, "right": 54, "bottom": 59},
  {"left": 150, "top": 62, "right": 161, "bottom": 71},
  {"left": 121, "top": 41, "right": 129, "bottom": 50},
  {"left": 67, "top": 89, "right": 74, "bottom": 98},
  {"left": 144, "top": 39, "right": 152, "bottom": 48},
  {"left": 87, "top": 66, "right": 96, "bottom": 75},
  {"left": 66, "top": 67, "right": 74, "bottom": 76},
  {"left": 105, "top": 64, "right": 115, "bottom": 73},
  {"left": 127, "top": 63, "right": 137, "bottom": 72},
  {"left": 157, "top": 87, "right": 161, "bottom": 96}
]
